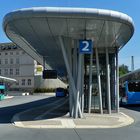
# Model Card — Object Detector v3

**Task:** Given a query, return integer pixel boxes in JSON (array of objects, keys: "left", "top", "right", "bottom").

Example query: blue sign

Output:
[{"left": 79, "top": 40, "right": 93, "bottom": 54}]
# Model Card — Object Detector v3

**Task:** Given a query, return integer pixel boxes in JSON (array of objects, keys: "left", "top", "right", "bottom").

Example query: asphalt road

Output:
[{"left": 0, "top": 96, "right": 140, "bottom": 140}]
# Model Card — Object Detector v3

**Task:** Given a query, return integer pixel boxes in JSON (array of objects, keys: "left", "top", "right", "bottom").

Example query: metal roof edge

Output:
[{"left": 3, "top": 7, "right": 134, "bottom": 32}]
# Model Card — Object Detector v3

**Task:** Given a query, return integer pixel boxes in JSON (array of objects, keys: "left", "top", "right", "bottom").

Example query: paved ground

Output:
[
  {"left": 0, "top": 95, "right": 57, "bottom": 124},
  {"left": 1, "top": 95, "right": 140, "bottom": 140},
  {"left": 11, "top": 95, "right": 133, "bottom": 129}
]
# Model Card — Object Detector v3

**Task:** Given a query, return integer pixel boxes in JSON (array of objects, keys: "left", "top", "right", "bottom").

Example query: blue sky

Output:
[{"left": 0, "top": 0, "right": 140, "bottom": 70}]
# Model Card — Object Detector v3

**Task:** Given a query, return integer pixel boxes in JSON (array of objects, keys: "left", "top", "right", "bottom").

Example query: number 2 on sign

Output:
[{"left": 82, "top": 41, "right": 89, "bottom": 51}]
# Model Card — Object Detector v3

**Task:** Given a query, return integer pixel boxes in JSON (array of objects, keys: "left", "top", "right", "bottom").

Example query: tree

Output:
[{"left": 119, "top": 64, "right": 129, "bottom": 77}]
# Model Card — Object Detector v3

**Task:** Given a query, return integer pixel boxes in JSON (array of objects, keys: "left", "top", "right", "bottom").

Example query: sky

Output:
[{"left": 0, "top": 0, "right": 140, "bottom": 70}]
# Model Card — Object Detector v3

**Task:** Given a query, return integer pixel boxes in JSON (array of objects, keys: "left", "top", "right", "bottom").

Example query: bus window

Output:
[{"left": 128, "top": 82, "right": 140, "bottom": 92}]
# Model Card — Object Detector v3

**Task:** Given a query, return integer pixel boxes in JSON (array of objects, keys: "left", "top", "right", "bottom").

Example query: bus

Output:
[
  {"left": 0, "top": 84, "right": 5, "bottom": 94},
  {"left": 0, "top": 76, "right": 16, "bottom": 95},
  {"left": 120, "top": 81, "right": 140, "bottom": 105}
]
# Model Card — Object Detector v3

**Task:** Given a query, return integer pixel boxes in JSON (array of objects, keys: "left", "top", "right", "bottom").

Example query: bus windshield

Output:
[{"left": 128, "top": 82, "right": 140, "bottom": 92}]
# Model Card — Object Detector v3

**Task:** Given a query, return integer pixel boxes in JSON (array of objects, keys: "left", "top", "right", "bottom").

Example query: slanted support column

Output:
[
  {"left": 73, "top": 41, "right": 78, "bottom": 83},
  {"left": 95, "top": 48, "right": 103, "bottom": 114},
  {"left": 88, "top": 52, "right": 93, "bottom": 113},
  {"left": 67, "top": 42, "right": 73, "bottom": 117},
  {"left": 106, "top": 47, "right": 111, "bottom": 114},
  {"left": 59, "top": 36, "right": 83, "bottom": 118},
  {"left": 116, "top": 48, "right": 119, "bottom": 113}
]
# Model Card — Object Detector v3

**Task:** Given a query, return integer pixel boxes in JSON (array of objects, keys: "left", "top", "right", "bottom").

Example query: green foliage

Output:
[{"left": 119, "top": 64, "right": 129, "bottom": 77}]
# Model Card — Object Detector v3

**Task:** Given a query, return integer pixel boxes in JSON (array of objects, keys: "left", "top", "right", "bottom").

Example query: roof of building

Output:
[{"left": 3, "top": 7, "right": 134, "bottom": 77}]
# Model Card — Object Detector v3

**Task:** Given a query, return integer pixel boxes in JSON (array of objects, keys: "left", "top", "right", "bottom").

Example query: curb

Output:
[
  {"left": 12, "top": 111, "right": 134, "bottom": 129},
  {"left": 118, "top": 112, "right": 134, "bottom": 127}
]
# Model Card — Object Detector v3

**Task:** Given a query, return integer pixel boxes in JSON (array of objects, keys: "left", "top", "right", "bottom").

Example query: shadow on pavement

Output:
[
  {"left": 121, "top": 104, "right": 140, "bottom": 112},
  {"left": 0, "top": 96, "right": 68, "bottom": 124},
  {"left": 19, "top": 97, "right": 69, "bottom": 121}
]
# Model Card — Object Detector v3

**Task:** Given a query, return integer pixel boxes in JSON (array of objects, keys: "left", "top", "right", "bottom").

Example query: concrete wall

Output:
[{"left": 34, "top": 75, "right": 67, "bottom": 89}]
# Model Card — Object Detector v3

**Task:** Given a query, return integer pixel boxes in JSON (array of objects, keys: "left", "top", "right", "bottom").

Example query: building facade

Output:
[
  {"left": 0, "top": 43, "right": 67, "bottom": 91},
  {"left": 0, "top": 43, "right": 36, "bottom": 91}
]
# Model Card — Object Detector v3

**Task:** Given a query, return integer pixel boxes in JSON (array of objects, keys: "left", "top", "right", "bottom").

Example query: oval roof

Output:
[{"left": 3, "top": 7, "right": 134, "bottom": 77}]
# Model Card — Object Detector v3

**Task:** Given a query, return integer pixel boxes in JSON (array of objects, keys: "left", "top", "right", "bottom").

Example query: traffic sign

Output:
[{"left": 79, "top": 40, "right": 93, "bottom": 54}]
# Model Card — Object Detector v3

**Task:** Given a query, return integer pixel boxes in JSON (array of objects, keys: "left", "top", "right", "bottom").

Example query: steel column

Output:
[
  {"left": 75, "top": 53, "right": 82, "bottom": 118},
  {"left": 81, "top": 55, "right": 85, "bottom": 113},
  {"left": 106, "top": 48, "right": 111, "bottom": 114},
  {"left": 59, "top": 36, "right": 82, "bottom": 118},
  {"left": 114, "top": 54, "right": 117, "bottom": 111},
  {"left": 73, "top": 41, "right": 78, "bottom": 83},
  {"left": 73, "top": 41, "right": 78, "bottom": 117},
  {"left": 95, "top": 48, "right": 103, "bottom": 114},
  {"left": 88, "top": 52, "right": 93, "bottom": 113},
  {"left": 67, "top": 41, "right": 73, "bottom": 117},
  {"left": 116, "top": 49, "right": 119, "bottom": 113}
]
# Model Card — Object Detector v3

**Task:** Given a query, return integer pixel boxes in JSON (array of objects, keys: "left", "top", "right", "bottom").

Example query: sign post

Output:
[{"left": 79, "top": 39, "right": 93, "bottom": 113}]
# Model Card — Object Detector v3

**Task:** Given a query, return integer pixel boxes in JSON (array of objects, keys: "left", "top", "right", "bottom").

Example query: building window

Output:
[
  {"left": 0, "top": 69, "right": 1, "bottom": 75},
  {"left": 10, "top": 58, "right": 14, "bottom": 64},
  {"left": 5, "top": 52, "right": 8, "bottom": 55},
  {"left": 28, "top": 79, "right": 31, "bottom": 85},
  {"left": 21, "top": 79, "right": 25, "bottom": 85},
  {"left": 15, "top": 68, "right": 19, "bottom": 75},
  {"left": 4, "top": 69, "right": 8, "bottom": 75},
  {"left": 16, "top": 58, "right": 19, "bottom": 64},
  {"left": 10, "top": 69, "right": 13, "bottom": 75},
  {"left": 5, "top": 59, "right": 8, "bottom": 64},
  {"left": 10, "top": 52, "right": 13, "bottom": 55},
  {"left": 0, "top": 59, "right": 1, "bottom": 65},
  {"left": 16, "top": 51, "right": 19, "bottom": 55}
]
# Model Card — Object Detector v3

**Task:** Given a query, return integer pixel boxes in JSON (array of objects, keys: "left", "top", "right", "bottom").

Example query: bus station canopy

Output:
[{"left": 3, "top": 7, "right": 134, "bottom": 77}]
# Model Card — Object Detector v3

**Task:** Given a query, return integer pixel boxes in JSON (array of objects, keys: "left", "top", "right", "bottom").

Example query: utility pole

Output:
[{"left": 131, "top": 56, "right": 134, "bottom": 71}]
